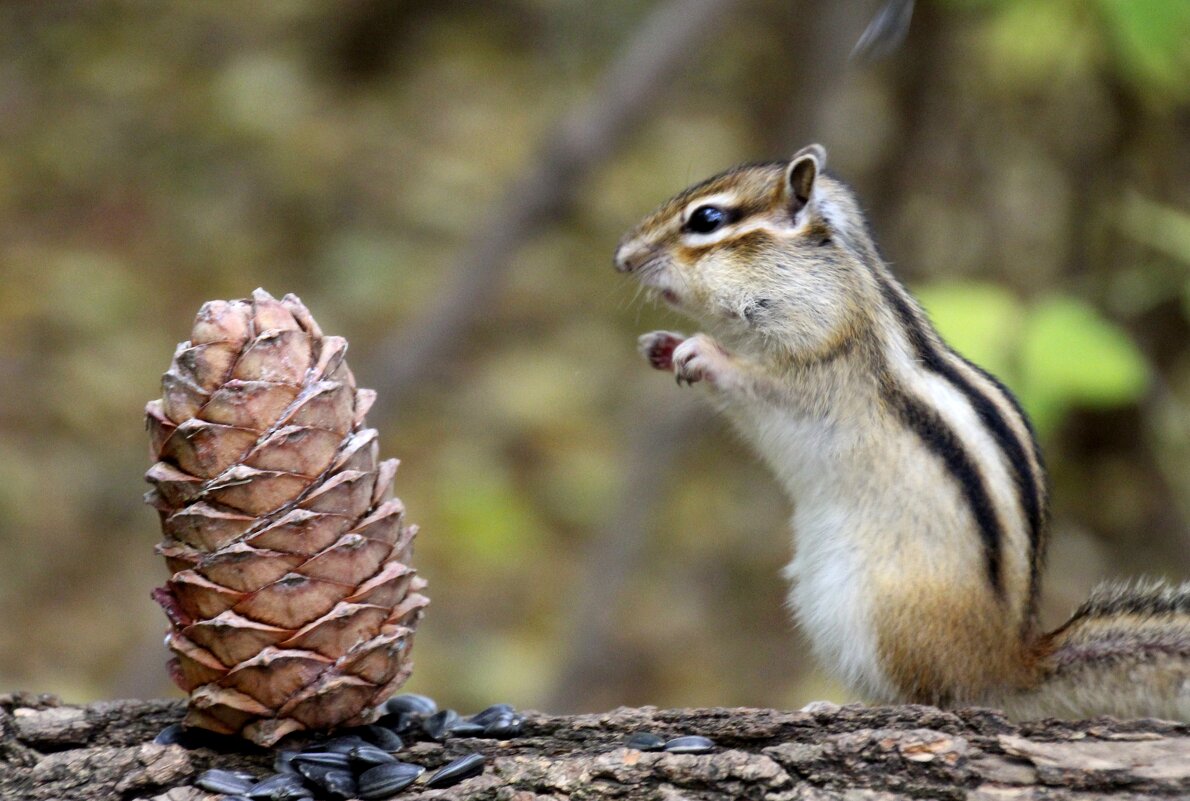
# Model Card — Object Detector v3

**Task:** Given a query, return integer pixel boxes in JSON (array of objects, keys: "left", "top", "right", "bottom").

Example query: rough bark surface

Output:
[{"left": 1, "top": 692, "right": 1187, "bottom": 800}]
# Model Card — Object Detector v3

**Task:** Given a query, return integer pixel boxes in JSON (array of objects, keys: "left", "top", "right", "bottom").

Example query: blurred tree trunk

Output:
[{"left": 545, "top": 387, "right": 707, "bottom": 712}]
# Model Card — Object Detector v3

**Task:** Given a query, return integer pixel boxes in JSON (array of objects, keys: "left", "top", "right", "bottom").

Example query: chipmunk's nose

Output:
[
  {"left": 613, "top": 242, "right": 634, "bottom": 273},
  {"left": 614, "top": 240, "right": 646, "bottom": 273}
]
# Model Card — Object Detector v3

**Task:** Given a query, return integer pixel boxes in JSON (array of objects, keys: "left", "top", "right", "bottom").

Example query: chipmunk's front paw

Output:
[
  {"left": 672, "top": 334, "right": 732, "bottom": 387},
  {"left": 638, "top": 330, "right": 686, "bottom": 371}
]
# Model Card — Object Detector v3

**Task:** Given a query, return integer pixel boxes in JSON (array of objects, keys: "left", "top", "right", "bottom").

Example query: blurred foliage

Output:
[
  {"left": 1094, "top": 0, "right": 1190, "bottom": 98},
  {"left": 1115, "top": 195, "right": 1190, "bottom": 318},
  {"left": 947, "top": 0, "right": 1190, "bottom": 101},
  {"left": 0, "top": 0, "right": 1187, "bottom": 714}
]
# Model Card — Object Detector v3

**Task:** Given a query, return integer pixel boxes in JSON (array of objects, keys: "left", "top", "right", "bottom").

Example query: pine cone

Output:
[{"left": 145, "top": 289, "right": 428, "bottom": 746}]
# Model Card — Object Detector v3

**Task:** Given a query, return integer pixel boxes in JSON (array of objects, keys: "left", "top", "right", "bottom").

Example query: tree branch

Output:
[{"left": 368, "top": 0, "right": 744, "bottom": 410}]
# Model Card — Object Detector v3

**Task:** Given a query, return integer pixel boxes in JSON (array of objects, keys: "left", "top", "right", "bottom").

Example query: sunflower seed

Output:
[
  {"left": 625, "top": 731, "right": 666, "bottom": 751},
  {"left": 425, "top": 753, "right": 485, "bottom": 788},
  {"left": 663, "top": 735, "right": 715, "bottom": 754},
  {"left": 273, "top": 749, "right": 299, "bottom": 775},
  {"left": 309, "top": 768, "right": 357, "bottom": 800},
  {"left": 293, "top": 750, "right": 352, "bottom": 768},
  {"left": 159, "top": 724, "right": 242, "bottom": 751},
  {"left": 383, "top": 693, "right": 437, "bottom": 716},
  {"left": 469, "top": 703, "right": 515, "bottom": 725},
  {"left": 421, "top": 709, "right": 459, "bottom": 741},
  {"left": 349, "top": 743, "right": 398, "bottom": 768},
  {"left": 357, "top": 761, "right": 425, "bottom": 799},
  {"left": 445, "top": 720, "right": 486, "bottom": 737},
  {"left": 304, "top": 735, "right": 368, "bottom": 754},
  {"left": 339, "top": 724, "right": 402, "bottom": 750},
  {"left": 195, "top": 768, "right": 254, "bottom": 794},
  {"left": 267, "top": 790, "right": 311, "bottom": 801},
  {"left": 153, "top": 723, "right": 186, "bottom": 745},
  {"left": 294, "top": 761, "right": 336, "bottom": 787},
  {"left": 359, "top": 724, "right": 404, "bottom": 750},
  {"left": 376, "top": 710, "right": 419, "bottom": 736},
  {"left": 482, "top": 713, "right": 523, "bottom": 740},
  {"left": 246, "top": 773, "right": 312, "bottom": 800}
]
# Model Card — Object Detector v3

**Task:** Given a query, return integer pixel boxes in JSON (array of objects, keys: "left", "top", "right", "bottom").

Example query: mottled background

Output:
[{"left": 1, "top": 0, "right": 1188, "bottom": 715}]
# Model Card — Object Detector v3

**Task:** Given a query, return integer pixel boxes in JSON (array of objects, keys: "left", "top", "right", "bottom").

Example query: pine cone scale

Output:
[
  {"left": 197, "top": 546, "right": 304, "bottom": 591},
  {"left": 284, "top": 602, "right": 390, "bottom": 658},
  {"left": 245, "top": 510, "right": 351, "bottom": 554},
  {"left": 245, "top": 426, "right": 343, "bottom": 475},
  {"left": 162, "top": 419, "right": 261, "bottom": 478},
  {"left": 164, "top": 503, "right": 255, "bottom": 551},
  {"left": 186, "top": 614, "right": 290, "bottom": 664}
]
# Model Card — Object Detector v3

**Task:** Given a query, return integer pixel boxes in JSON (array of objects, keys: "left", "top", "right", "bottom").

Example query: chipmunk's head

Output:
[{"left": 615, "top": 144, "right": 879, "bottom": 361}]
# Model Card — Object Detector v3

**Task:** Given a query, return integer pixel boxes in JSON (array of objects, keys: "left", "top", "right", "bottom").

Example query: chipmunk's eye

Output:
[{"left": 684, "top": 205, "right": 734, "bottom": 235}]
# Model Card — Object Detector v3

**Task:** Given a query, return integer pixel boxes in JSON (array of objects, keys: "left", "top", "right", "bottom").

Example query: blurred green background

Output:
[{"left": 0, "top": 0, "right": 1188, "bottom": 715}]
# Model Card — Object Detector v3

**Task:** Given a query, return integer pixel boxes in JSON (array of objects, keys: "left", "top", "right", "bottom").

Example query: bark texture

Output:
[{"left": 1, "top": 692, "right": 1187, "bottom": 800}]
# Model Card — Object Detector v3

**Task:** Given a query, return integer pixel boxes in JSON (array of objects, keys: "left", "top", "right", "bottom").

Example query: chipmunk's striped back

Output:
[
  {"left": 619, "top": 143, "right": 1188, "bottom": 720},
  {"left": 872, "top": 270, "right": 1048, "bottom": 619},
  {"left": 807, "top": 180, "right": 1050, "bottom": 703}
]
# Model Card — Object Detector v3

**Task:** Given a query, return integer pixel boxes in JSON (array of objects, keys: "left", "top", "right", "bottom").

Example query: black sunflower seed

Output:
[
  {"left": 246, "top": 773, "right": 312, "bottom": 800},
  {"left": 293, "top": 751, "right": 352, "bottom": 768},
  {"left": 625, "top": 731, "right": 666, "bottom": 751},
  {"left": 357, "top": 761, "right": 425, "bottom": 799},
  {"left": 305, "top": 735, "right": 368, "bottom": 754},
  {"left": 445, "top": 720, "right": 486, "bottom": 737},
  {"left": 421, "top": 709, "right": 459, "bottom": 741},
  {"left": 153, "top": 723, "right": 186, "bottom": 745},
  {"left": 360, "top": 724, "right": 404, "bottom": 750},
  {"left": 383, "top": 693, "right": 437, "bottom": 716},
  {"left": 159, "top": 724, "right": 244, "bottom": 751},
  {"left": 375, "top": 711, "right": 419, "bottom": 736},
  {"left": 482, "top": 713, "right": 523, "bottom": 740},
  {"left": 663, "top": 735, "right": 715, "bottom": 754},
  {"left": 425, "top": 753, "right": 485, "bottom": 789},
  {"left": 273, "top": 749, "right": 299, "bottom": 775},
  {"left": 268, "top": 789, "right": 311, "bottom": 801},
  {"left": 195, "top": 768, "right": 254, "bottom": 795},
  {"left": 310, "top": 768, "right": 357, "bottom": 801},
  {"left": 294, "top": 761, "right": 337, "bottom": 787},
  {"left": 349, "top": 744, "right": 398, "bottom": 768},
  {"left": 469, "top": 703, "right": 515, "bottom": 725},
  {"left": 339, "top": 724, "right": 402, "bottom": 750}
]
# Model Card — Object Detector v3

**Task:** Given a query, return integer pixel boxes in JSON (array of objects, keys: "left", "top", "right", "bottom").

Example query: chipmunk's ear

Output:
[{"left": 786, "top": 144, "right": 826, "bottom": 216}]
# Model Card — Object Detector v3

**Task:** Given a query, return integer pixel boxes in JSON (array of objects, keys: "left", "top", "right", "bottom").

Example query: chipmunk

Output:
[{"left": 615, "top": 144, "right": 1190, "bottom": 721}]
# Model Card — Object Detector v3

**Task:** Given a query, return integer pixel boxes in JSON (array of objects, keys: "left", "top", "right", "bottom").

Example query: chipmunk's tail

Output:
[{"left": 1001, "top": 580, "right": 1190, "bottom": 722}]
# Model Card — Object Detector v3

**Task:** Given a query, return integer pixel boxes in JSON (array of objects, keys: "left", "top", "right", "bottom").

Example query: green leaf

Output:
[
  {"left": 1094, "top": 0, "right": 1190, "bottom": 99},
  {"left": 1019, "top": 297, "right": 1150, "bottom": 427},
  {"left": 914, "top": 285, "right": 1150, "bottom": 436}
]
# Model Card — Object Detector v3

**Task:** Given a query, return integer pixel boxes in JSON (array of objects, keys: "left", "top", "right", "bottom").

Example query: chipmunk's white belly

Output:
[
  {"left": 782, "top": 504, "right": 898, "bottom": 701},
  {"left": 734, "top": 407, "right": 900, "bottom": 701}
]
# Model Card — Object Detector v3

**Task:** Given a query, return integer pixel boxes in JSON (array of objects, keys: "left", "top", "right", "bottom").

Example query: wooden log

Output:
[{"left": 2, "top": 692, "right": 1187, "bottom": 800}]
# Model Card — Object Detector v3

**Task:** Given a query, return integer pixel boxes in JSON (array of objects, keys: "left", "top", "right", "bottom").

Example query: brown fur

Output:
[{"left": 874, "top": 575, "right": 1038, "bottom": 705}]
